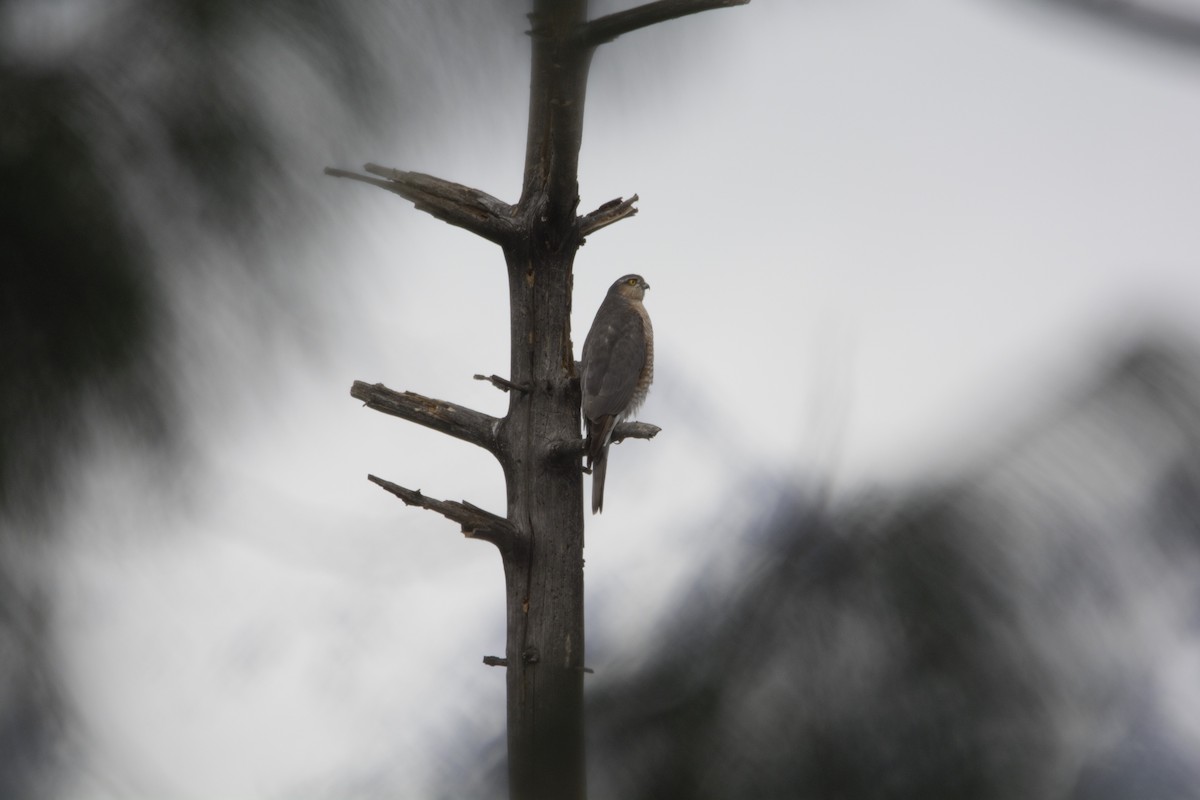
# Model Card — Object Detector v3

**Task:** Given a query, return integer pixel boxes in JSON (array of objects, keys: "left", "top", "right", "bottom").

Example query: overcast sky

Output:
[{"left": 50, "top": 1, "right": 1200, "bottom": 796}]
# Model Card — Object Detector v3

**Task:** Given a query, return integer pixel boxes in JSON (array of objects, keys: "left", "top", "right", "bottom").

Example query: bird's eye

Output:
[{"left": 627, "top": 278, "right": 637, "bottom": 285}]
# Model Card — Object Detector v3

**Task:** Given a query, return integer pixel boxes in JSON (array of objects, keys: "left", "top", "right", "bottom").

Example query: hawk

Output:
[{"left": 580, "top": 274, "right": 654, "bottom": 514}]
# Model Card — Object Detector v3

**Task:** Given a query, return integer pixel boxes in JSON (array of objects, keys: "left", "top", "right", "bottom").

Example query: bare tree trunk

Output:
[
  {"left": 328, "top": 1, "right": 747, "bottom": 797},
  {"left": 501, "top": 3, "right": 591, "bottom": 795}
]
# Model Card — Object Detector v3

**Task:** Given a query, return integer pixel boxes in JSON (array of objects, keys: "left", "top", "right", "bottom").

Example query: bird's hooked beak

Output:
[{"left": 642, "top": 280, "right": 651, "bottom": 291}]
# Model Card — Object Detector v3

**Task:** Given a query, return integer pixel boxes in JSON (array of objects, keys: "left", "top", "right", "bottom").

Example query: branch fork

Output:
[{"left": 577, "top": 0, "right": 751, "bottom": 47}]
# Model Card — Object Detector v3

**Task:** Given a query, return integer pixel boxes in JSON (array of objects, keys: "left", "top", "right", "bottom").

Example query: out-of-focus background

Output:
[{"left": 4, "top": 0, "right": 1200, "bottom": 797}]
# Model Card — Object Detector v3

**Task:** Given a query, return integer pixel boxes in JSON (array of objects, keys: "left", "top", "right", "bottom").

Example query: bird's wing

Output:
[{"left": 580, "top": 298, "right": 646, "bottom": 421}]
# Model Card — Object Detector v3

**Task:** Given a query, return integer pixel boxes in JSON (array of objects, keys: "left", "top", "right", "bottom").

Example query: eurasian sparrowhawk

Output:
[{"left": 580, "top": 274, "right": 654, "bottom": 514}]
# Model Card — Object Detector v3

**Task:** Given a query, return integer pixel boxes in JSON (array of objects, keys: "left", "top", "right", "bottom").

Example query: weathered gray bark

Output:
[{"left": 330, "top": 1, "right": 746, "bottom": 797}]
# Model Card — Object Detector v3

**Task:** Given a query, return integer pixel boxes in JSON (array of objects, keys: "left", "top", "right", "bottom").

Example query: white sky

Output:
[{"left": 52, "top": 1, "right": 1200, "bottom": 796}]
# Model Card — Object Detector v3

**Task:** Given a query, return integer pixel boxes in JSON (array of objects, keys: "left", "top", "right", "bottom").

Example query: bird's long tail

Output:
[{"left": 591, "top": 451, "right": 608, "bottom": 514}]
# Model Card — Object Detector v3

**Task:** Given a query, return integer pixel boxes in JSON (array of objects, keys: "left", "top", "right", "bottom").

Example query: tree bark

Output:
[{"left": 499, "top": 2, "right": 592, "bottom": 796}]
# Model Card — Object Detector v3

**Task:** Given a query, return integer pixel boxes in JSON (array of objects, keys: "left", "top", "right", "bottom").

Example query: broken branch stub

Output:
[
  {"left": 350, "top": 381, "right": 502, "bottom": 458},
  {"left": 367, "top": 474, "right": 515, "bottom": 549}
]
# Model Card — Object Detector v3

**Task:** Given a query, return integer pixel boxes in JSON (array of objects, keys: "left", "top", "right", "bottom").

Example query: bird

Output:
[{"left": 580, "top": 274, "right": 654, "bottom": 514}]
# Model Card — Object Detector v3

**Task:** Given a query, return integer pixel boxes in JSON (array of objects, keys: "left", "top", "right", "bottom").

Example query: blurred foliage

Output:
[
  {"left": 0, "top": 1, "right": 384, "bottom": 794},
  {"left": 582, "top": 344, "right": 1200, "bottom": 800},
  {"left": 1, "top": 64, "right": 158, "bottom": 522},
  {"left": 0, "top": 0, "right": 381, "bottom": 525},
  {"left": 1003, "top": 0, "right": 1200, "bottom": 58}
]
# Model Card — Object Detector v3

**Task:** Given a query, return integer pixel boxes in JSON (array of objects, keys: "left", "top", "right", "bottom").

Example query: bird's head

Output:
[{"left": 611, "top": 274, "right": 650, "bottom": 301}]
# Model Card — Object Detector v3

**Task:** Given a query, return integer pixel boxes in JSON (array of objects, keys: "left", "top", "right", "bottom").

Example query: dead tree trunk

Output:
[{"left": 328, "top": 1, "right": 747, "bottom": 798}]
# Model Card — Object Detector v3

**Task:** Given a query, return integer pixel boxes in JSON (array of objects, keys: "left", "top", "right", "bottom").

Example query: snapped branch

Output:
[
  {"left": 474, "top": 373, "right": 530, "bottom": 394},
  {"left": 579, "top": 195, "right": 638, "bottom": 239},
  {"left": 325, "top": 164, "right": 516, "bottom": 245},
  {"left": 350, "top": 381, "right": 502, "bottom": 456},
  {"left": 368, "top": 475, "right": 515, "bottom": 548},
  {"left": 550, "top": 420, "right": 662, "bottom": 462},
  {"left": 611, "top": 420, "right": 662, "bottom": 445},
  {"left": 579, "top": 0, "right": 751, "bottom": 47}
]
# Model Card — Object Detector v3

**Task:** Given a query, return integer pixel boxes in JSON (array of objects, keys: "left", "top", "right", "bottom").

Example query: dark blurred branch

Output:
[
  {"left": 579, "top": 0, "right": 751, "bottom": 47},
  {"left": 324, "top": 165, "right": 517, "bottom": 244},
  {"left": 368, "top": 475, "right": 514, "bottom": 548},
  {"left": 350, "top": 381, "right": 501, "bottom": 456},
  {"left": 579, "top": 195, "right": 639, "bottom": 238},
  {"left": 1013, "top": 0, "right": 1200, "bottom": 53}
]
